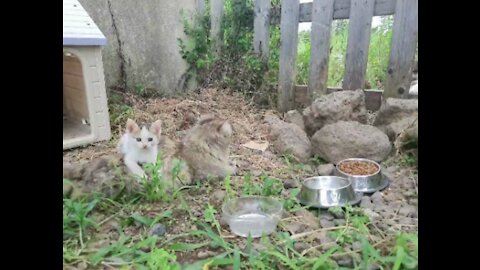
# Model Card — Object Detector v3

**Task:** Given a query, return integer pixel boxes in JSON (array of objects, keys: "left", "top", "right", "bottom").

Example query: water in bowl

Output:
[{"left": 228, "top": 212, "right": 277, "bottom": 238}]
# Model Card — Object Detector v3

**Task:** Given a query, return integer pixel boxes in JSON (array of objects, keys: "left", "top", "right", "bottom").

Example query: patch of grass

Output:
[
  {"left": 65, "top": 161, "right": 416, "bottom": 269},
  {"left": 260, "top": 175, "right": 283, "bottom": 197},
  {"left": 63, "top": 198, "right": 99, "bottom": 247},
  {"left": 283, "top": 188, "right": 301, "bottom": 211},
  {"left": 146, "top": 248, "right": 181, "bottom": 270},
  {"left": 399, "top": 152, "right": 417, "bottom": 168},
  {"left": 141, "top": 153, "right": 188, "bottom": 202},
  {"left": 281, "top": 153, "right": 311, "bottom": 172},
  {"left": 142, "top": 155, "right": 169, "bottom": 202},
  {"left": 108, "top": 91, "right": 134, "bottom": 128},
  {"left": 311, "top": 155, "right": 328, "bottom": 166},
  {"left": 241, "top": 172, "right": 260, "bottom": 196}
]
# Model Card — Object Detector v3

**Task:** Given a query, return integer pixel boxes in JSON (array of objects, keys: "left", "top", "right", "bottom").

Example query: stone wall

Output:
[{"left": 79, "top": 0, "right": 197, "bottom": 95}]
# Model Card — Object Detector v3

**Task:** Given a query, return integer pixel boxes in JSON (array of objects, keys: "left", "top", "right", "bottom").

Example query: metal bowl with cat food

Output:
[
  {"left": 222, "top": 196, "right": 283, "bottom": 238},
  {"left": 296, "top": 176, "right": 362, "bottom": 208},
  {"left": 334, "top": 158, "right": 389, "bottom": 193}
]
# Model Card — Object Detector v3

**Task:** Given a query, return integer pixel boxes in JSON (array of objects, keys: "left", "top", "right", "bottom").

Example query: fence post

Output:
[
  {"left": 278, "top": 0, "right": 299, "bottom": 113},
  {"left": 210, "top": 0, "right": 225, "bottom": 56},
  {"left": 384, "top": 0, "right": 418, "bottom": 98},
  {"left": 254, "top": 0, "right": 271, "bottom": 59},
  {"left": 342, "top": 0, "right": 375, "bottom": 91},
  {"left": 307, "top": 0, "right": 334, "bottom": 103}
]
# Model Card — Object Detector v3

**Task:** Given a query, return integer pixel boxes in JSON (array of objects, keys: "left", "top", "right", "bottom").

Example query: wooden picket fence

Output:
[{"left": 197, "top": 0, "right": 418, "bottom": 112}]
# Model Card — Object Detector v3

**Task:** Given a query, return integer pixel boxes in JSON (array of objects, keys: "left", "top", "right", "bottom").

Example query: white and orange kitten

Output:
[{"left": 118, "top": 119, "right": 162, "bottom": 178}]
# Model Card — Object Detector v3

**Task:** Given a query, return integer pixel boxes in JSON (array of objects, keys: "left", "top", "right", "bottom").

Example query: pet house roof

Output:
[{"left": 63, "top": 0, "right": 107, "bottom": 46}]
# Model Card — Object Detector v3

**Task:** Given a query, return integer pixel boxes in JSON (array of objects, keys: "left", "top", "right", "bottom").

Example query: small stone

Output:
[
  {"left": 371, "top": 191, "right": 383, "bottom": 202},
  {"left": 385, "top": 165, "right": 399, "bottom": 174},
  {"left": 316, "top": 164, "right": 335, "bottom": 176},
  {"left": 363, "top": 208, "right": 381, "bottom": 222},
  {"left": 192, "top": 209, "right": 202, "bottom": 217},
  {"left": 295, "top": 209, "right": 320, "bottom": 229},
  {"left": 372, "top": 198, "right": 385, "bottom": 208},
  {"left": 385, "top": 219, "right": 396, "bottom": 226},
  {"left": 303, "top": 164, "right": 314, "bottom": 173},
  {"left": 252, "top": 170, "right": 263, "bottom": 177},
  {"left": 328, "top": 207, "right": 345, "bottom": 219},
  {"left": 377, "top": 223, "right": 389, "bottom": 231},
  {"left": 197, "top": 250, "right": 216, "bottom": 259},
  {"left": 399, "top": 205, "right": 417, "bottom": 218},
  {"left": 333, "top": 219, "right": 346, "bottom": 226},
  {"left": 389, "top": 201, "right": 403, "bottom": 209},
  {"left": 253, "top": 242, "right": 267, "bottom": 252},
  {"left": 352, "top": 241, "right": 362, "bottom": 250},
  {"left": 336, "top": 256, "right": 353, "bottom": 267},
  {"left": 368, "top": 263, "right": 382, "bottom": 270},
  {"left": 219, "top": 216, "right": 229, "bottom": 227},
  {"left": 283, "top": 179, "right": 299, "bottom": 189},
  {"left": 360, "top": 196, "right": 374, "bottom": 209},
  {"left": 320, "top": 212, "right": 335, "bottom": 221},
  {"left": 409, "top": 198, "right": 418, "bottom": 206},
  {"left": 294, "top": 242, "right": 309, "bottom": 252},
  {"left": 149, "top": 223, "right": 166, "bottom": 237},
  {"left": 213, "top": 190, "right": 226, "bottom": 201},
  {"left": 403, "top": 190, "right": 416, "bottom": 198},
  {"left": 320, "top": 219, "right": 335, "bottom": 228},
  {"left": 383, "top": 191, "right": 400, "bottom": 202},
  {"left": 312, "top": 230, "right": 329, "bottom": 243},
  {"left": 379, "top": 210, "right": 395, "bottom": 219},
  {"left": 76, "top": 261, "right": 88, "bottom": 270},
  {"left": 322, "top": 241, "right": 338, "bottom": 250},
  {"left": 286, "top": 221, "right": 305, "bottom": 234},
  {"left": 399, "top": 217, "right": 415, "bottom": 226},
  {"left": 103, "top": 219, "right": 120, "bottom": 232}
]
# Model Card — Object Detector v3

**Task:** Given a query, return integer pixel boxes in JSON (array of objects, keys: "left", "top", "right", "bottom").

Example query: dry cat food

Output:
[{"left": 338, "top": 160, "right": 379, "bottom": 175}]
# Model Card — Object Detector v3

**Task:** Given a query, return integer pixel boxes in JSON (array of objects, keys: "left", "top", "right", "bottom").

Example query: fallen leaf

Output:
[{"left": 241, "top": 141, "right": 269, "bottom": 152}]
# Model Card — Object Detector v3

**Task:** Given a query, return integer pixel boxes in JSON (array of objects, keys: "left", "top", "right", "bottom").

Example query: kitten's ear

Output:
[
  {"left": 218, "top": 121, "right": 232, "bottom": 137},
  {"left": 126, "top": 119, "right": 140, "bottom": 134},
  {"left": 150, "top": 120, "right": 162, "bottom": 137}
]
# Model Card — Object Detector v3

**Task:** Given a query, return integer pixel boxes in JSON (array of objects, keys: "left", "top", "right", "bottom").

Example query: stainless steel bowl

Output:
[
  {"left": 296, "top": 176, "right": 362, "bottom": 208},
  {"left": 334, "top": 158, "right": 389, "bottom": 193}
]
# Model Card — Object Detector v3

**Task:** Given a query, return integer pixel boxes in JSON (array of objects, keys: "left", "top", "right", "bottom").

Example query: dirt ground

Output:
[{"left": 63, "top": 88, "right": 418, "bottom": 269}]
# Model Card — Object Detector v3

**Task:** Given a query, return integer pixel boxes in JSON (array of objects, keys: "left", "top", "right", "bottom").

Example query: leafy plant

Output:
[
  {"left": 63, "top": 198, "right": 99, "bottom": 247},
  {"left": 283, "top": 188, "right": 301, "bottom": 211},
  {"left": 146, "top": 248, "right": 181, "bottom": 270},
  {"left": 142, "top": 154, "right": 169, "bottom": 202},
  {"left": 260, "top": 175, "right": 283, "bottom": 197},
  {"left": 178, "top": 9, "right": 213, "bottom": 88},
  {"left": 224, "top": 174, "right": 235, "bottom": 199}
]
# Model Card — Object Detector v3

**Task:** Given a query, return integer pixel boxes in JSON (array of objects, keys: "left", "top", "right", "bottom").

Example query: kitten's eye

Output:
[
  {"left": 148, "top": 137, "right": 153, "bottom": 142},
  {"left": 136, "top": 138, "right": 141, "bottom": 142}
]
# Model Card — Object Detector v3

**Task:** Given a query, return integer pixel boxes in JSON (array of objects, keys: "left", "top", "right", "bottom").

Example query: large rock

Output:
[
  {"left": 79, "top": 0, "right": 197, "bottom": 93},
  {"left": 394, "top": 118, "right": 418, "bottom": 152},
  {"left": 284, "top": 110, "right": 305, "bottom": 131},
  {"left": 265, "top": 114, "right": 311, "bottom": 163},
  {"left": 383, "top": 113, "right": 418, "bottom": 141},
  {"left": 311, "top": 121, "right": 391, "bottom": 163},
  {"left": 374, "top": 98, "right": 418, "bottom": 127},
  {"left": 303, "top": 89, "right": 367, "bottom": 136},
  {"left": 409, "top": 80, "right": 418, "bottom": 96},
  {"left": 374, "top": 98, "right": 418, "bottom": 141}
]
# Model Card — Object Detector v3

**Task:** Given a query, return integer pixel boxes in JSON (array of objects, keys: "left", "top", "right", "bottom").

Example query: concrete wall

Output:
[{"left": 79, "top": 0, "right": 197, "bottom": 95}]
